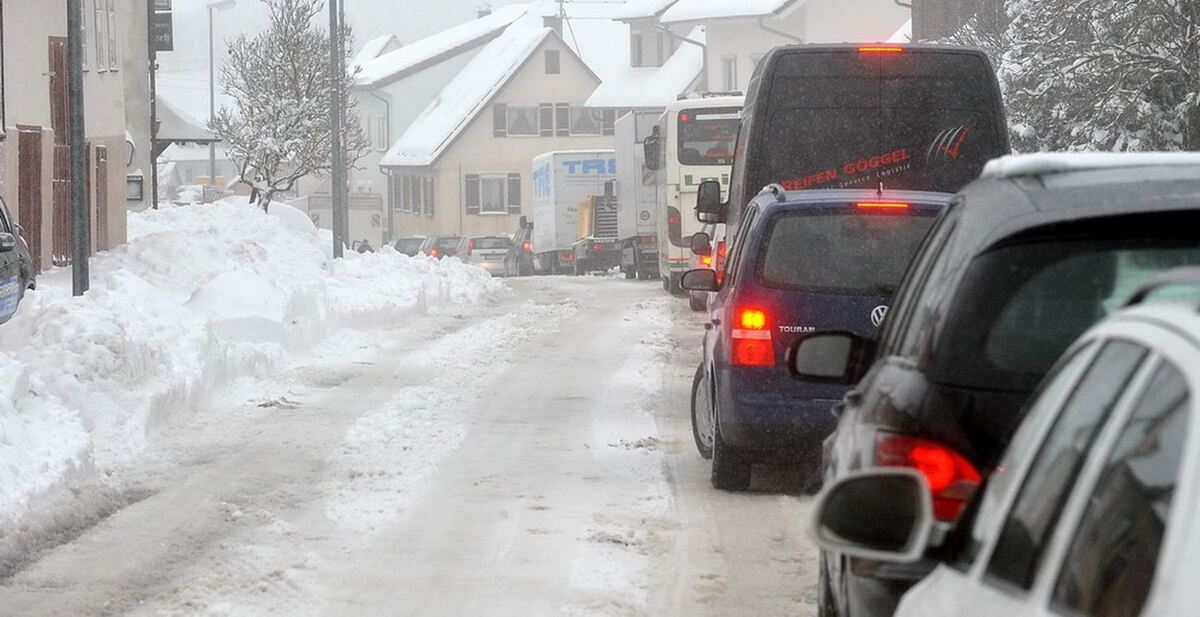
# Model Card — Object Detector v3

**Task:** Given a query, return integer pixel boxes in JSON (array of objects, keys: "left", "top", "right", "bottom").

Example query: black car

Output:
[
  {"left": 790, "top": 155, "right": 1200, "bottom": 617},
  {"left": 505, "top": 217, "right": 535, "bottom": 277}
]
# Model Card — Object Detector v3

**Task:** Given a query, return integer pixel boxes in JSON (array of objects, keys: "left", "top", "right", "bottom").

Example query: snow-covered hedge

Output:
[{"left": 0, "top": 199, "right": 503, "bottom": 522}]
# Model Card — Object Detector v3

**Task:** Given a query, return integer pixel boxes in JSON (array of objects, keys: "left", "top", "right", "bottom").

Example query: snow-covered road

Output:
[{"left": 0, "top": 276, "right": 817, "bottom": 616}]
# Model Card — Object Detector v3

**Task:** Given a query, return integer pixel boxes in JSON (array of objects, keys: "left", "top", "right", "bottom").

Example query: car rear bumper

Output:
[
  {"left": 475, "top": 260, "right": 506, "bottom": 275},
  {"left": 715, "top": 379, "right": 840, "bottom": 461}
]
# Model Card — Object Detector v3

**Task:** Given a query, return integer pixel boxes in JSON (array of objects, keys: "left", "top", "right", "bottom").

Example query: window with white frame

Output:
[
  {"left": 722, "top": 56, "right": 738, "bottom": 91},
  {"left": 106, "top": 0, "right": 118, "bottom": 70},
  {"left": 94, "top": 0, "right": 107, "bottom": 70},
  {"left": 569, "top": 107, "right": 604, "bottom": 136},
  {"left": 506, "top": 105, "right": 539, "bottom": 136},
  {"left": 376, "top": 116, "right": 388, "bottom": 150},
  {"left": 465, "top": 173, "right": 521, "bottom": 215}
]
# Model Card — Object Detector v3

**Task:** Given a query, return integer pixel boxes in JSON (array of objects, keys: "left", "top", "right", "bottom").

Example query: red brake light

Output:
[
  {"left": 523, "top": 242, "right": 531, "bottom": 251},
  {"left": 857, "top": 201, "right": 911, "bottom": 210},
  {"left": 680, "top": 112, "right": 690, "bottom": 123},
  {"left": 467, "top": 239, "right": 475, "bottom": 255},
  {"left": 593, "top": 242, "right": 603, "bottom": 251},
  {"left": 876, "top": 434, "right": 982, "bottom": 522},
  {"left": 669, "top": 215, "right": 681, "bottom": 225},
  {"left": 730, "top": 308, "right": 773, "bottom": 367},
  {"left": 859, "top": 45, "right": 905, "bottom": 54},
  {"left": 429, "top": 248, "right": 438, "bottom": 257}
]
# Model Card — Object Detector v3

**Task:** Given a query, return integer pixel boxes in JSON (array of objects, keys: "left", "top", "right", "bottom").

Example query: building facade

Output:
[{"left": 0, "top": 0, "right": 133, "bottom": 271}]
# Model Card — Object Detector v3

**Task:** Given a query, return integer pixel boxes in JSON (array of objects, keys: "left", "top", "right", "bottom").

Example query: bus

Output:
[{"left": 646, "top": 94, "right": 744, "bottom": 294}]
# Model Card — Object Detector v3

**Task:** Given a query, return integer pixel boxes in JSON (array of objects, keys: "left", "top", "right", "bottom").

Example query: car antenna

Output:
[{"left": 877, "top": 182, "right": 885, "bottom": 197}]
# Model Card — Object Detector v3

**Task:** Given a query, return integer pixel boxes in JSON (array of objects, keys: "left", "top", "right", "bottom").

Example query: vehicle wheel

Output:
[
  {"left": 573, "top": 260, "right": 582, "bottom": 276},
  {"left": 662, "top": 274, "right": 671, "bottom": 292},
  {"left": 689, "top": 291, "right": 707, "bottom": 312},
  {"left": 691, "top": 365, "right": 714, "bottom": 459},
  {"left": 624, "top": 267, "right": 636, "bottom": 280},
  {"left": 711, "top": 403, "right": 752, "bottom": 491},
  {"left": 669, "top": 273, "right": 685, "bottom": 296},
  {"left": 818, "top": 554, "right": 838, "bottom": 617}
]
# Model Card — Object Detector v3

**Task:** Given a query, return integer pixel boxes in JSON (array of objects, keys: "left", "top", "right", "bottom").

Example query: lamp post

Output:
[
  {"left": 208, "top": 0, "right": 236, "bottom": 197},
  {"left": 329, "top": 0, "right": 345, "bottom": 257},
  {"left": 68, "top": 0, "right": 88, "bottom": 295}
]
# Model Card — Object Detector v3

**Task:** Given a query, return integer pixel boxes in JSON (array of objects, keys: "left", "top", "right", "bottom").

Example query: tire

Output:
[
  {"left": 691, "top": 365, "right": 713, "bottom": 459},
  {"left": 662, "top": 273, "right": 671, "bottom": 292},
  {"left": 624, "top": 267, "right": 636, "bottom": 280},
  {"left": 668, "top": 273, "right": 685, "bottom": 297},
  {"left": 710, "top": 400, "right": 752, "bottom": 491},
  {"left": 573, "top": 260, "right": 583, "bottom": 276},
  {"left": 689, "top": 291, "right": 707, "bottom": 312}
]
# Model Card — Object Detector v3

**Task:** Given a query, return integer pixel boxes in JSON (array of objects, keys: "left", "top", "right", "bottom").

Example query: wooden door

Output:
[
  {"left": 17, "top": 128, "right": 43, "bottom": 272},
  {"left": 48, "top": 37, "right": 71, "bottom": 266}
]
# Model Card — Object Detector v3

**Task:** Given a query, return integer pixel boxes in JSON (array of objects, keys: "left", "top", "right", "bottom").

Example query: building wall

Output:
[
  {"left": 0, "top": 0, "right": 132, "bottom": 264},
  {"left": 703, "top": 0, "right": 910, "bottom": 92},
  {"left": 391, "top": 35, "right": 612, "bottom": 240},
  {"left": 118, "top": 0, "right": 152, "bottom": 212}
]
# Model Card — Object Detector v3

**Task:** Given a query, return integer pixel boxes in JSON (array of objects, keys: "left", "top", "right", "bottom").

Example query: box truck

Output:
[
  {"left": 531, "top": 150, "right": 617, "bottom": 275},
  {"left": 615, "top": 111, "right": 662, "bottom": 280}
]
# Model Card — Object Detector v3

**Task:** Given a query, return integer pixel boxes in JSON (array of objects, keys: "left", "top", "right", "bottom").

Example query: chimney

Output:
[
  {"left": 477, "top": 3, "right": 492, "bottom": 18},
  {"left": 543, "top": 15, "right": 563, "bottom": 35}
]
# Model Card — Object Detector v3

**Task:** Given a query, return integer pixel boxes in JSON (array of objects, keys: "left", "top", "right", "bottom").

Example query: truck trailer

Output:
[
  {"left": 614, "top": 111, "right": 661, "bottom": 280},
  {"left": 531, "top": 150, "right": 617, "bottom": 275}
]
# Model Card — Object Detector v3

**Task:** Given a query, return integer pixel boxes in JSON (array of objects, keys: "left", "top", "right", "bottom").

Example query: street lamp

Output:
[{"left": 208, "top": 0, "right": 236, "bottom": 197}]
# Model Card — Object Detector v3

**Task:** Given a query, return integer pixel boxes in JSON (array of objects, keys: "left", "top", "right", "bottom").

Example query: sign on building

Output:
[{"left": 151, "top": 11, "right": 174, "bottom": 52}]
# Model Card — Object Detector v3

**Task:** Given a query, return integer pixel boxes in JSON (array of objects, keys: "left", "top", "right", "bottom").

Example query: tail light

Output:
[
  {"left": 429, "top": 248, "right": 439, "bottom": 257},
  {"left": 876, "top": 433, "right": 981, "bottom": 522},
  {"left": 730, "top": 308, "right": 774, "bottom": 367},
  {"left": 857, "top": 201, "right": 911, "bottom": 210},
  {"left": 859, "top": 45, "right": 905, "bottom": 54},
  {"left": 593, "top": 242, "right": 603, "bottom": 251},
  {"left": 523, "top": 242, "right": 531, "bottom": 251},
  {"left": 466, "top": 239, "right": 475, "bottom": 255},
  {"left": 716, "top": 241, "right": 727, "bottom": 284}
]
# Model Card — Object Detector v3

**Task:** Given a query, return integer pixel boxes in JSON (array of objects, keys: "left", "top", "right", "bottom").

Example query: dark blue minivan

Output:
[{"left": 684, "top": 189, "right": 951, "bottom": 490}]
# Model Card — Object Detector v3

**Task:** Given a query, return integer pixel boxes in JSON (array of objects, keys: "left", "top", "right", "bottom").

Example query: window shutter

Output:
[
  {"left": 465, "top": 174, "right": 481, "bottom": 215},
  {"left": 493, "top": 104, "right": 507, "bottom": 137},
  {"left": 602, "top": 109, "right": 616, "bottom": 136},
  {"left": 539, "top": 104, "right": 554, "bottom": 137},
  {"left": 555, "top": 103, "right": 570, "bottom": 137},
  {"left": 507, "top": 174, "right": 522, "bottom": 214},
  {"left": 425, "top": 177, "right": 435, "bottom": 217}
]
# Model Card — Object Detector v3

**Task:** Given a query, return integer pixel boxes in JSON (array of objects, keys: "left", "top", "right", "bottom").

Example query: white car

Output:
[{"left": 811, "top": 267, "right": 1200, "bottom": 617}]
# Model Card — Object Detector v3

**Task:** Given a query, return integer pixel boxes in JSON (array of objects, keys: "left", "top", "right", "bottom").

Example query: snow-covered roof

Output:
[
  {"left": 887, "top": 18, "right": 912, "bottom": 43},
  {"left": 981, "top": 153, "right": 1200, "bottom": 179},
  {"left": 382, "top": 20, "right": 557, "bottom": 167},
  {"left": 352, "top": 34, "right": 403, "bottom": 72},
  {"left": 356, "top": 5, "right": 529, "bottom": 87},
  {"left": 613, "top": 0, "right": 679, "bottom": 20},
  {"left": 156, "top": 95, "right": 217, "bottom": 144},
  {"left": 660, "top": 0, "right": 802, "bottom": 24},
  {"left": 585, "top": 27, "right": 704, "bottom": 107}
]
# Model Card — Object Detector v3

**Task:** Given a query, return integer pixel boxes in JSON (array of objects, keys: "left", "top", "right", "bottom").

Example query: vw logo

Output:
[{"left": 870, "top": 305, "right": 889, "bottom": 328}]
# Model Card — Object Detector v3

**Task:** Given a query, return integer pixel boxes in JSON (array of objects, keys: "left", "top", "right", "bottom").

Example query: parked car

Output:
[
  {"left": 687, "top": 222, "right": 725, "bottom": 312},
  {"left": 790, "top": 154, "right": 1200, "bottom": 617},
  {"left": 810, "top": 267, "right": 1200, "bottom": 617},
  {"left": 419, "top": 236, "right": 462, "bottom": 259},
  {"left": 682, "top": 188, "right": 951, "bottom": 491},
  {"left": 393, "top": 235, "right": 426, "bottom": 257},
  {"left": 0, "top": 196, "right": 34, "bottom": 324},
  {"left": 505, "top": 218, "right": 535, "bottom": 277},
  {"left": 457, "top": 235, "right": 512, "bottom": 276}
]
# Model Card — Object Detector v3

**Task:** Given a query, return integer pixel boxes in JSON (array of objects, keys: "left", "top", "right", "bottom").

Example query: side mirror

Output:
[
  {"left": 519, "top": 215, "right": 531, "bottom": 230},
  {"left": 788, "top": 331, "right": 875, "bottom": 384},
  {"left": 690, "top": 232, "right": 712, "bottom": 256},
  {"left": 696, "top": 180, "right": 725, "bottom": 224},
  {"left": 812, "top": 469, "right": 934, "bottom": 563},
  {"left": 680, "top": 268, "right": 719, "bottom": 292},
  {"left": 643, "top": 134, "right": 662, "bottom": 171},
  {"left": 0, "top": 232, "right": 19, "bottom": 253}
]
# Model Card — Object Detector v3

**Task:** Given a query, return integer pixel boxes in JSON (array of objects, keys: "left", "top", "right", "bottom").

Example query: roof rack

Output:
[
  {"left": 1123, "top": 267, "right": 1200, "bottom": 308},
  {"left": 677, "top": 90, "right": 744, "bottom": 100}
]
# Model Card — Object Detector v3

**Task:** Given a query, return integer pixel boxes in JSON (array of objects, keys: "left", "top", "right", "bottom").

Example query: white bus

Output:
[{"left": 646, "top": 95, "right": 744, "bottom": 294}]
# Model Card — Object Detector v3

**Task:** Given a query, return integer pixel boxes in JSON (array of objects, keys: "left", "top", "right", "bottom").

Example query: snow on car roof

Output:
[
  {"left": 355, "top": 5, "right": 529, "bottom": 87},
  {"left": 981, "top": 152, "right": 1200, "bottom": 179},
  {"left": 660, "top": 0, "right": 800, "bottom": 24},
  {"left": 382, "top": 20, "right": 555, "bottom": 168},
  {"left": 612, "top": 0, "right": 679, "bottom": 20},
  {"left": 585, "top": 27, "right": 704, "bottom": 107}
]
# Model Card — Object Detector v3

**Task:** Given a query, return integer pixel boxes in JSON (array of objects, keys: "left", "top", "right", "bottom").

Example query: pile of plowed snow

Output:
[{"left": 0, "top": 199, "right": 503, "bottom": 521}]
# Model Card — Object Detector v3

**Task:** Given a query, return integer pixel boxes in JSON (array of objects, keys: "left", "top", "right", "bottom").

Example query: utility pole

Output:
[
  {"left": 329, "top": 0, "right": 345, "bottom": 258},
  {"left": 149, "top": 0, "right": 159, "bottom": 210},
  {"left": 67, "top": 0, "right": 90, "bottom": 295}
]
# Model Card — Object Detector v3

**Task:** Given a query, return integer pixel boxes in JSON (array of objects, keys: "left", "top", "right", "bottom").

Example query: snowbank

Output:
[{"left": 0, "top": 200, "right": 503, "bottom": 522}]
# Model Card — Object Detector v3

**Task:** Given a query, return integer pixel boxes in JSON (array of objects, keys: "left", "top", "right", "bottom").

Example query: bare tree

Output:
[{"left": 211, "top": 0, "right": 369, "bottom": 211}]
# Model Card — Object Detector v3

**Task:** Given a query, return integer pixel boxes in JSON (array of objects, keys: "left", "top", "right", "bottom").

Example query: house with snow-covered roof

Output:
[{"left": 379, "top": 11, "right": 627, "bottom": 240}]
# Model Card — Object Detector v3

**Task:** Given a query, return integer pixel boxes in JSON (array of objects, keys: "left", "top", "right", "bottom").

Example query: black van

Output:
[{"left": 698, "top": 44, "right": 1010, "bottom": 233}]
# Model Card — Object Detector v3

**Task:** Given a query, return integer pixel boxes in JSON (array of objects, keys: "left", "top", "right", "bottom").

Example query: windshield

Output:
[
  {"left": 436, "top": 237, "right": 461, "bottom": 249},
  {"left": 758, "top": 210, "right": 936, "bottom": 294},
  {"left": 395, "top": 238, "right": 424, "bottom": 251},
  {"left": 678, "top": 107, "right": 741, "bottom": 166},
  {"left": 473, "top": 237, "right": 511, "bottom": 250}
]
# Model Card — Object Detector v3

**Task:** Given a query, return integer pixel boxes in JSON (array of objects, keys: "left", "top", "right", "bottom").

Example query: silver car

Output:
[{"left": 456, "top": 235, "right": 512, "bottom": 276}]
